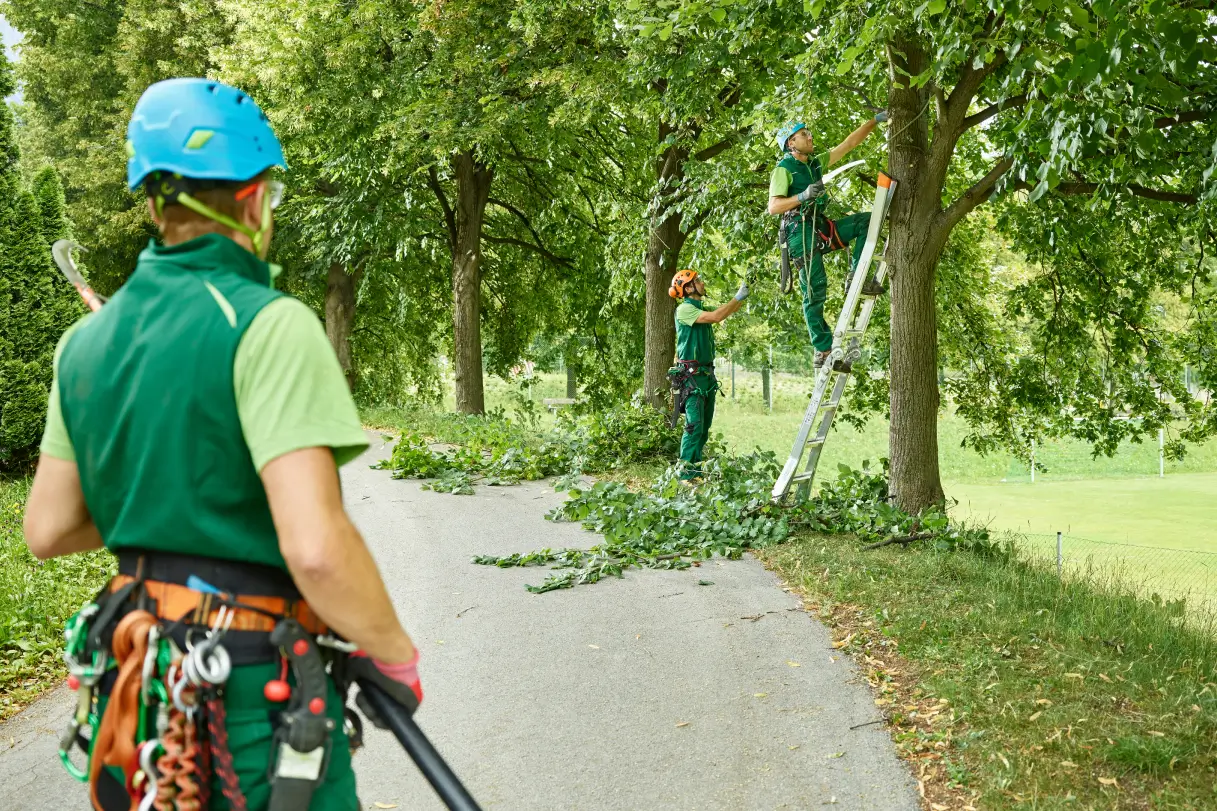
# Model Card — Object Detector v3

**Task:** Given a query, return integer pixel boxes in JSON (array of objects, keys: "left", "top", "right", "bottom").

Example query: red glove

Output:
[{"left": 348, "top": 649, "right": 422, "bottom": 725}]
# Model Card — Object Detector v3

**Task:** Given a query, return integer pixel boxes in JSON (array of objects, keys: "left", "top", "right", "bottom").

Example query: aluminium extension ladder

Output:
[{"left": 772, "top": 171, "right": 897, "bottom": 504}]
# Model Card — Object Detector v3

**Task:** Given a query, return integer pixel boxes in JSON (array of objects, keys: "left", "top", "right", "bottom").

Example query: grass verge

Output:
[
  {"left": 0, "top": 477, "right": 114, "bottom": 720},
  {"left": 762, "top": 534, "right": 1217, "bottom": 810}
]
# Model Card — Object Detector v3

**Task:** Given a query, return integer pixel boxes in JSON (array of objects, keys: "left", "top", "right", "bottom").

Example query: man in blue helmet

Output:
[
  {"left": 768, "top": 115, "right": 886, "bottom": 369},
  {"left": 23, "top": 78, "right": 421, "bottom": 810}
]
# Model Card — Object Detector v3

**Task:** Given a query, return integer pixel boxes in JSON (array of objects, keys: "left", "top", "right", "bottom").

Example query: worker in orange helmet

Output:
[{"left": 667, "top": 268, "right": 748, "bottom": 479}]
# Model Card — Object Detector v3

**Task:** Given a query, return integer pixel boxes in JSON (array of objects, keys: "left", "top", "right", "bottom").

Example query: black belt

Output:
[{"left": 116, "top": 549, "right": 302, "bottom": 600}]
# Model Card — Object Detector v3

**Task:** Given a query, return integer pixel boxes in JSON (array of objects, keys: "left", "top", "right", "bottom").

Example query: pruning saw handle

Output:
[{"left": 52, "top": 240, "right": 105, "bottom": 312}]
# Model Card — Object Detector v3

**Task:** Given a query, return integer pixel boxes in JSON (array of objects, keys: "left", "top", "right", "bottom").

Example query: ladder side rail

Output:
[
  {"left": 833, "top": 175, "right": 895, "bottom": 353},
  {"left": 793, "top": 371, "right": 851, "bottom": 500},
  {"left": 772, "top": 364, "right": 838, "bottom": 499}
]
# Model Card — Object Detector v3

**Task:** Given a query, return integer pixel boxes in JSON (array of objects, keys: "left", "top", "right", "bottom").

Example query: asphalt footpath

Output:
[{"left": 0, "top": 434, "right": 919, "bottom": 810}]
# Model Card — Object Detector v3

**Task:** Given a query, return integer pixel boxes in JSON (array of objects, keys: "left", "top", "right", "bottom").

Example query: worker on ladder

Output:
[
  {"left": 668, "top": 269, "right": 748, "bottom": 481},
  {"left": 23, "top": 78, "right": 422, "bottom": 809},
  {"left": 768, "top": 115, "right": 887, "bottom": 369}
]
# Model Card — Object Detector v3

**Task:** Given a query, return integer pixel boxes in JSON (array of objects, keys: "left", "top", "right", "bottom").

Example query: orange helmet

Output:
[{"left": 668, "top": 268, "right": 698, "bottom": 299}]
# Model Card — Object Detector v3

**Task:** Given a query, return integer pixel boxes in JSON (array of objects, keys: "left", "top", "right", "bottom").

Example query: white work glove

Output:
[
  {"left": 734, "top": 282, "right": 750, "bottom": 302},
  {"left": 796, "top": 180, "right": 825, "bottom": 204},
  {"left": 874, "top": 111, "right": 889, "bottom": 123}
]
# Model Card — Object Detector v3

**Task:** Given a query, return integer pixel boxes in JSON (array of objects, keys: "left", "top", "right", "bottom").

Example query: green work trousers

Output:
[
  {"left": 795, "top": 211, "right": 872, "bottom": 352},
  {"left": 679, "top": 376, "right": 717, "bottom": 478},
  {"left": 98, "top": 661, "right": 358, "bottom": 810}
]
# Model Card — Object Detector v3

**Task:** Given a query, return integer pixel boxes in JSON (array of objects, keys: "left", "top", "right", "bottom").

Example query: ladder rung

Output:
[{"left": 792, "top": 471, "right": 815, "bottom": 483}]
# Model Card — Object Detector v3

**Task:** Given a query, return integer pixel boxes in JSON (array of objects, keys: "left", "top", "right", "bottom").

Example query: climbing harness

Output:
[{"left": 772, "top": 171, "right": 898, "bottom": 504}]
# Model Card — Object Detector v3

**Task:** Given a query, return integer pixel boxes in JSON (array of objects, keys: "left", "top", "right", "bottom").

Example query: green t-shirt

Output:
[
  {"left": 675, "top": 300, "right": 709, "bottom": 328},
  {"left": 41, "top": 297, "right": 367, "bottom": 471}
]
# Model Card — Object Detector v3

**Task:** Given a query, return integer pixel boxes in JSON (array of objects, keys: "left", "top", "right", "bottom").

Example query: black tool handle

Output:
[{"left": 357, "top": 679, "right": 482, "bottom": 811}]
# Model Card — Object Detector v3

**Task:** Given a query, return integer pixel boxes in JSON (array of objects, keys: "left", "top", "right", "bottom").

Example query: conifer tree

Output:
[{"left": 0, "top": 51, "right": 82, "bottom": 468}]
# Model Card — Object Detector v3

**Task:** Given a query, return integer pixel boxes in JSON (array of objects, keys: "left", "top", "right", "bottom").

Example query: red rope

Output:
[{"left": 205, "top": 696, "right": 248, "bottom": 811}]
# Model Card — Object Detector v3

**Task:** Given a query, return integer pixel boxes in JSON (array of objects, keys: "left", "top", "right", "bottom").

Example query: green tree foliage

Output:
[
  {"left": 2, "top": 0, "right": 230, "bottom": 295},
  {"left": 0, "top": 50, "right": 81, "bottom": 468},
  {"left": 215, "top": 0, "right": 624, "bottom": 409},
  {"left": 642, "top": 0, "right": 1216, "bottom": 511}
]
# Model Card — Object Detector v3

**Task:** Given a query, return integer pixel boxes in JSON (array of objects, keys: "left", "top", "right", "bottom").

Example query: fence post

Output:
[
  {"left": 1056, "top": 531, "right": 1063, "bottom": 579},
  {"left": 1159, "top": 428, "right": 1165, "bottom": 478},
  {"left": 1031, "top": 439, "right": 1036, "bottom": 484},
  {"left": 764, "top": 345, "right": 773, "bottom": 413}
]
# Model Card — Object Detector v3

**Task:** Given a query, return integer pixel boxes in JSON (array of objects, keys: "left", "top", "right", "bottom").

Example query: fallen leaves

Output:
[
  {"left": 675, "top": 721, "right": 689, "bottom": 728},
  {"left": 831, "top": 633, "right": 855, "bottom": 649},
  {"left": 1098, "top": 776, "right": 1120, "bottom": 788},
  {"left": 787, "top": 660, "right": 802, "bottom": 668}
]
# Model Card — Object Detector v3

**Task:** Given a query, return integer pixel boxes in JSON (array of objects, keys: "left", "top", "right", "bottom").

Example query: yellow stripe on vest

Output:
[{"left": 203, "top": 281, "right": 238, "bottom": 328}]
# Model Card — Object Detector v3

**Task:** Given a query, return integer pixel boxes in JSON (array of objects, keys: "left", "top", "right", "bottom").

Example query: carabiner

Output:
[{"left": 57, "top": 718, "right": 88, "bottom": 783}]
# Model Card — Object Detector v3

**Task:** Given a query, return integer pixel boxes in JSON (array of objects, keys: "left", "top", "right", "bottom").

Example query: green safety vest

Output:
[
  {"left": 58, "top": 234, "right": 288, "bottom": 569},
  {"left": 675, "top": 298, "right": 716, "bottom": 371},
  {"left": 779, "top": 153, "right": 826, "bottom": 259}
]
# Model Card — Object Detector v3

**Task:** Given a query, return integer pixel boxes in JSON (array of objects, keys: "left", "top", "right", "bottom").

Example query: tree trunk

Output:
[
  {"left": 450, "top": 151, "right": 493, "bottom": 414},
  {"left": 885, "top": 35, "right": 948, "bottom": 513},
  {"left": 325, "top": 262, "right": 358, "bottom": 391},
  {"left": 642, "top": 129, "right": 692, "bottom": 409}
]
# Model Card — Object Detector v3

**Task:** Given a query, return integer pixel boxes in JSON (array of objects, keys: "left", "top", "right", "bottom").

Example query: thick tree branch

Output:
[
  {"left": 1053, "top": 182, "right": 1198, "bottom": 205},
  {"left": 1154, "top": 110, "right": 1213, "bottom": 129},
  {"left": 941, "top": 155, "right": 1015, "bottom": 231},
  {"left": 961, "top": 93, "right": 1030, "bottom": 131},
  {"left": 945, "top": 51, "right": 1008, "bottom": 127},
  {"left": 693, "top": 128, "right": 748, "bottom": 162},
  {"left": 426, "top": 165, "right": 457, "bottom": 253},
  {"left": 1012, "top": 178, "right": 1197, "bottom": 204}
]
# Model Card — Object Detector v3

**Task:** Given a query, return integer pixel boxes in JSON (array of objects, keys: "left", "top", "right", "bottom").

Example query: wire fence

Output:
[{"left": 1016, "top": 532, "right": 1217, "bottom": 627}]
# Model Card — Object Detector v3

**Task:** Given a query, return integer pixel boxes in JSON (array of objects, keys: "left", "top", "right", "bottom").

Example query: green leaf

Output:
[
  {"left": 928, "top": 0, "right": 946, "bottom": 13},
  {"left": 710, "top": 8, "right": 726, "bottom": 23}
]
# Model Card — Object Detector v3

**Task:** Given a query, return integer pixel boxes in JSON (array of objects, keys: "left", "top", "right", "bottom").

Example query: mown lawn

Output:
[{"left": 763, "top": 534, "right": 1217, "bottom": 810}]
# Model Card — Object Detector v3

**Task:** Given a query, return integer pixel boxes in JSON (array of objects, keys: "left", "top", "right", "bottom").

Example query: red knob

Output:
[
  {"left": 263, "top": 680, "right": 291, "bottom": 702},
  {"left": 308, "top": 697, "right": 325, "bottom": 715},
  {"left": 67, "top": 675, "right": 80, "bottom": 691},
  {"left": 292, "top": 639, "right": 309, "bottom": 656}
]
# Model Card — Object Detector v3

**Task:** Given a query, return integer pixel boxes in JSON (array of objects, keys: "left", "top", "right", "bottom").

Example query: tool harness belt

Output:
[
  {"left": 770, "top": 153, "right": 871, "bottom": 353},
  {"left": 41, "top": 234, "right": 371, "bottom": 811}
]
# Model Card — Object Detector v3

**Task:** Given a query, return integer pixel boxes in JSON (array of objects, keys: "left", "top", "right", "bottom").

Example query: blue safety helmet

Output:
[
  {"left": 775, "top": 121, "right": 807, "bottom": 153},
  {"left": 126, "top": 78, "right": 286, "bottom": 191}
]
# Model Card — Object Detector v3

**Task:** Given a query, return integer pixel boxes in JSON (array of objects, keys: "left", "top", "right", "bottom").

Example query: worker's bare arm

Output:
[
  {"left": 264, "top": 446, "right": 416, "bottom": 664},
  {"left": 24, "top": 455, "right": 103, "bottom": 560}
]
